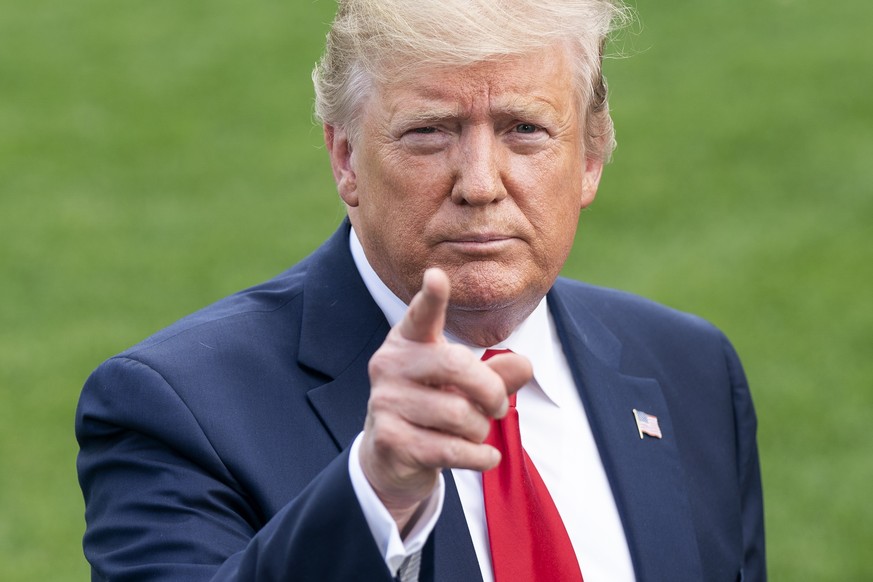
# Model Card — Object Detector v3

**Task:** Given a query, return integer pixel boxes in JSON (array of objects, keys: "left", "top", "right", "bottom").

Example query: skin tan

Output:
[{"left": 325, "top": 44, "right": 604, "bottom": 532}]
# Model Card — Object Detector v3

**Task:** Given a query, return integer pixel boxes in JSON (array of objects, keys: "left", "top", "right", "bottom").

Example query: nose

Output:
[{"left": 450, "top": 127, "right": 507, "bottom": 206}]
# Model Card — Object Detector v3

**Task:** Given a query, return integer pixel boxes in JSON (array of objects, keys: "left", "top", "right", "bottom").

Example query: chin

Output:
[{"left": 445, "top": 269, "right": 542, "bottom": 313}]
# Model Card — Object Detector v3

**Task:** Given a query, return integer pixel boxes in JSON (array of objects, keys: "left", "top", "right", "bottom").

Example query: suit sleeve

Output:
[
  {"left": 75, "top": 356, "right": 396, "bottom": 581},
  {"left": 723, "top": 336, "right": 767, "bottom": 580}
]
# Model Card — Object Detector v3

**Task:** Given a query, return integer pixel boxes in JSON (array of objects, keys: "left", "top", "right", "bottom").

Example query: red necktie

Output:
[{"left": 481, "top": 349, "right": 583, "bottom": 582}]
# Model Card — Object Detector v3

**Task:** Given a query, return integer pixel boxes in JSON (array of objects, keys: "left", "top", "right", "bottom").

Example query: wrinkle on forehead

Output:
[{"left": 377, "top": 46, "right": 576, "bottom": 126}]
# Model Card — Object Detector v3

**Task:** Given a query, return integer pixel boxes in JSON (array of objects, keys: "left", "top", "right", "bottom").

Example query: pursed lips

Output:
[
  {"left": 439, "top": 233, "right": 518, "bottom": 253},
  {"left": 452, "top": 232, "right": 512, "bottom": 243}
]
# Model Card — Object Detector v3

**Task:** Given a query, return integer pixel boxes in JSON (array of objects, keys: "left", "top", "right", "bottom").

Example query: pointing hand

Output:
[{"left": 359, "top": 268, "right": 532, "bottom": 532}]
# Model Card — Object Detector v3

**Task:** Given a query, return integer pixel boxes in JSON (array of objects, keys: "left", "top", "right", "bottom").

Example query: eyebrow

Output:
[
  {"left": 391, "top": 107, "right": 463, "bottom": 127},
  {"left": 386, "top": 86, "right": 568, "bottom": 131},
  {"left": 390, "top": 100, "right": 562, "bottom": 127},
  {"left": 493, "top": 95, "right": 563, "bottom": 122}
]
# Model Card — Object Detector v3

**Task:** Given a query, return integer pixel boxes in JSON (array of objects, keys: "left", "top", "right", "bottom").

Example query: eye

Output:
[
  {"left": 400, "top": 125, "right": 450, "bottom": 154},
  {"left": 515, "top": 123, "right": 540, "bottom": 134}
]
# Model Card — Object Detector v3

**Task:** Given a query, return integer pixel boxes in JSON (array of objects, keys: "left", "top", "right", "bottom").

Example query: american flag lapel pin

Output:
[{"left": 633, "top": 409, "right": 662, "bottom": 439}]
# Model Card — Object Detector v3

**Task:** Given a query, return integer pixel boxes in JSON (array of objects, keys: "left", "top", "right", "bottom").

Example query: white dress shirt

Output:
[{"left": 347, "top": 228, "right": 636, "bottom": 582}]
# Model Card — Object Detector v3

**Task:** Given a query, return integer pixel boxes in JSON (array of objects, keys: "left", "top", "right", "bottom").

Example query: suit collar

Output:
[{"left": 548, "top": 281, "right": 703, "bottom": 581}]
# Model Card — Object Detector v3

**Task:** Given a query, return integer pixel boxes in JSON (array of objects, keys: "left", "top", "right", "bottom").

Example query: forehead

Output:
[{"left": 371, "top": 45, "right": 577, "bottom": 121}]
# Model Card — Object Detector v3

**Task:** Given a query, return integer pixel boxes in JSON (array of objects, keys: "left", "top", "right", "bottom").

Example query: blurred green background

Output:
[{"left": 1, "top": 0, "right": 870, "bottom": 579}]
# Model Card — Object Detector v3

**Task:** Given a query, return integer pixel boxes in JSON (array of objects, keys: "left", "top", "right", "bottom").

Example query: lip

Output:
[
  {"left": 451, "top": 233, "right": 512, "bottom": 243},
  {"left": 440, "top": 234, "right": 517, "bottom": 253}
]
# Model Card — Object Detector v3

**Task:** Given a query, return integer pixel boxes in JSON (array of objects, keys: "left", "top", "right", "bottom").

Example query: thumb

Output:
[{"left": 483, "top": 352, "right": 533, "bottom": 415}]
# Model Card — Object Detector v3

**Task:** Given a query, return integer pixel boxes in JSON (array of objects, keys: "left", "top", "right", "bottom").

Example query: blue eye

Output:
[{"left": 515, "top": 123, "right": 539, "bottom": 134}]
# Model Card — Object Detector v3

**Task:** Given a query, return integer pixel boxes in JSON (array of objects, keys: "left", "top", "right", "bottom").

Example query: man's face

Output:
[{"left": 328, "top": 45, "right": 603, "bottom": 327}]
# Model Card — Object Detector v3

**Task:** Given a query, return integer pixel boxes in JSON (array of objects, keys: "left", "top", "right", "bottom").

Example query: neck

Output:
[{"left": 444, "top": 299, "right": 539, "bottom": 347}]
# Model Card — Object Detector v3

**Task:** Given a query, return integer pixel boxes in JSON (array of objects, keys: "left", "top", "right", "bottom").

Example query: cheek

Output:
[
  {"left": 514, "top": 156, "right": 584, "bottom": 220},
  {"left": 546, "top": 154, "right": 587, "bottom": 216},
  {"left": 513, "top": 161, "right": 584, "bottom": 261},
  {"left": 375, "top": 160, "right": 452, "bottom": 221},
  {"left": 357, "top": 158, "right": 448, "bottom": 252}
]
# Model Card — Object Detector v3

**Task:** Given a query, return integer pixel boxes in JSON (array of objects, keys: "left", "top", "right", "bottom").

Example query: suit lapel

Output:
[
  {"left": 430, "top": 471, "right": 484, "bottom": 581},
  {"left": 548, "top": 282, "right": 703, "bottom": 581},
  {"left": 298, "top": 223, "right": 390, "bottom": 450}
]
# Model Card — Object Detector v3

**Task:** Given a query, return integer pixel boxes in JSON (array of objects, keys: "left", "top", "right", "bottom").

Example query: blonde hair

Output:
[{"left": 313, "top": 0, "right": 631, "bottom": 161}]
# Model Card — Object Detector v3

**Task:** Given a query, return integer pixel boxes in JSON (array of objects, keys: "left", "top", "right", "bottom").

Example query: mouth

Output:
[
  {"left": 440, "top": 234, "right": 517, "bottom": 254},
  {"left": 453, "top": 233, "right": 511, "bottom": 243}
]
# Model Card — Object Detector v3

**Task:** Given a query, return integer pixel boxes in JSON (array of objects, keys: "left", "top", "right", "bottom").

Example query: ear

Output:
[
  {"left": 324, "top": 124, "right": 359, "bottom": 207},
  {"left": 580, "top": 156, "right": 604, "bottom": 209}
]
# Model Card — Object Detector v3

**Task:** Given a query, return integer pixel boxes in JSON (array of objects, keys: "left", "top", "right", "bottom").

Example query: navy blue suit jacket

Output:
[{"left": 76, "top": 222, "right": 765, "bottom": 581}]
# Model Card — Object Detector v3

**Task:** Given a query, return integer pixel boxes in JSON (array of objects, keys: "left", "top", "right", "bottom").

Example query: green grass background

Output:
[{"left": 1, "top": 0, "right": 870, "bottom": 579}]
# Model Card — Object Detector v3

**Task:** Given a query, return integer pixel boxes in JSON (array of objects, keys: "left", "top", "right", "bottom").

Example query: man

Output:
[{"left": 76, "top": 0, "right": 765, "bottom": 580}]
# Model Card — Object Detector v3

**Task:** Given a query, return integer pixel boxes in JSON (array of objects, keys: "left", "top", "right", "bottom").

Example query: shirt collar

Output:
[{"left": 350, "top": 227, "right": 567, "bottom": 407}]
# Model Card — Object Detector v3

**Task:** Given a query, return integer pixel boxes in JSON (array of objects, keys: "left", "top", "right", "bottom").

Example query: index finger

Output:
[{"left": 397, "top": 268, "right": 450, "bottom": 343}]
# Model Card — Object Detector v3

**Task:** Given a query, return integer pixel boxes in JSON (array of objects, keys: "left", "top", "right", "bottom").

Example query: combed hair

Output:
[{"left": 313, "top": 0, "right": 631, "bottom": 161}]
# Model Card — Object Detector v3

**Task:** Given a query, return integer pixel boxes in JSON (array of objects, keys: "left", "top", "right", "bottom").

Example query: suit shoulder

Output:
[
  {"left": 553, "top": 277, "right": 724, "bottom": 342},
  {"left": 118, "top": 260, "right": 311, "bottom": 362}
]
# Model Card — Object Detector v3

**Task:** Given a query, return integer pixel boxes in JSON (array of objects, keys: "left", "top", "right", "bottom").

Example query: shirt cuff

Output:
[{"left": 348, "top": 431, "right": 445, "bottom": 577}]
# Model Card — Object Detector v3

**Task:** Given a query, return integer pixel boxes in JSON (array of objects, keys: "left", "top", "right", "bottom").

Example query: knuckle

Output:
[
  {"left": 370, "top": 421, "right": 401, "bottom": 456},
  {"left": 440, "top": 438, "right": 464, "bottom": 467},
  {"left": 443, "top": 396, "right": 471, "bottom": 431},
  {"left": 410, "top": 437, "right": 438, "bottom": 467},
  {"left": 366, "top": 384, "right": 393, "bottom": 413},
  {"left": 471, "top": 417, "right": 492, "bottom": 443},
  {"left": 366, "top": 395, "right": 384, "bottom": 419},
  {"left": 440, "top": 344, "right": 471, "bottom": 377},
  {"left": 487, "top": 390, "right": 506, "bottom": 415},
  {"left": 368, "top": 351, "right": 393, "bottom": 379},
  {"left": 367, "top": 374, "right": 417, "bottom": 419},
  {"left": 482, "top": 376, "right": 506, "bottom": 413}
]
